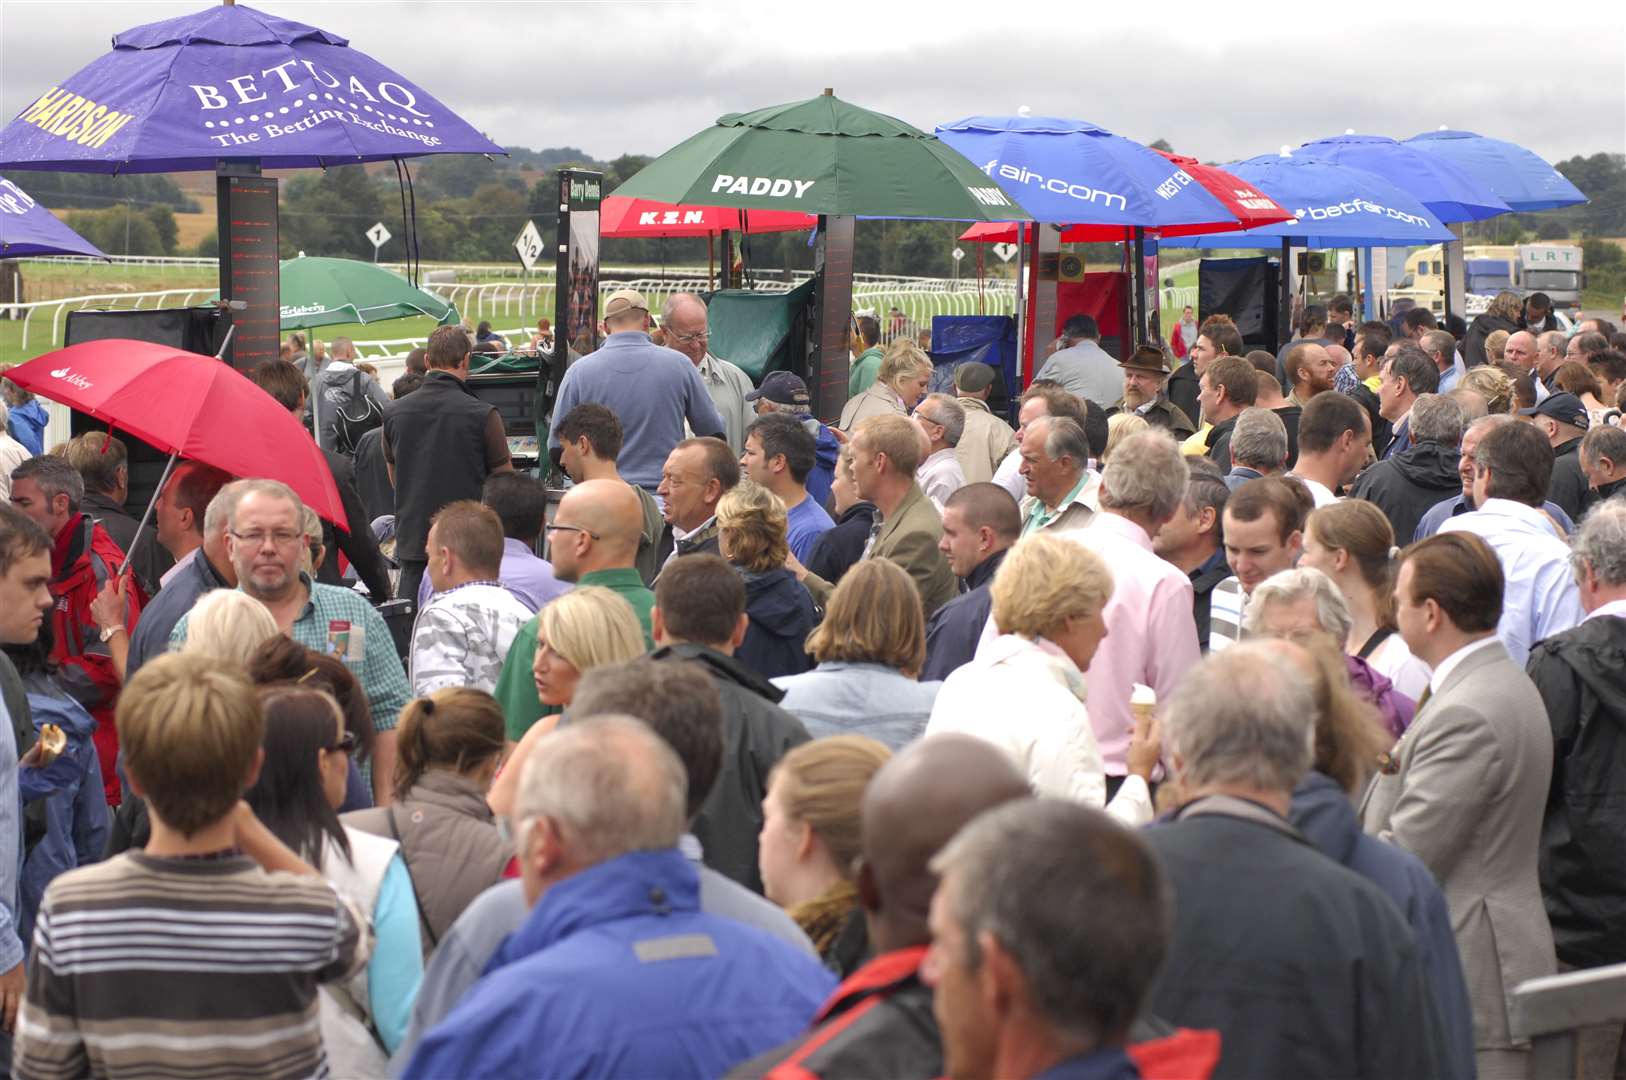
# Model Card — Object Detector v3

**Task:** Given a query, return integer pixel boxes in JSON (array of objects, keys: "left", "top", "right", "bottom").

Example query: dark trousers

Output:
[{"left": 396, "top": 559, "right": 427, "bottom": 605}]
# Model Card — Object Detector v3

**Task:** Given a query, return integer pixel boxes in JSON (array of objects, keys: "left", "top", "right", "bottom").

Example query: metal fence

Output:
[{"left": 6, "top": 287, "right": 219, "bottom": 350}]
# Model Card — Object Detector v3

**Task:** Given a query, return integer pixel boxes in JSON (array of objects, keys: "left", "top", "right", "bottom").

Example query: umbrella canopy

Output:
[
  {"left": 273, "top": 256, "right": 458, "bottom": 329},
  {"left": 613, "top": 93, "right": 1030, "bottom": 221},
  {"left": 600, "top": 196, "right": 815, "bottom": 238},
  {"left": 958, "top": 151, "right": 1292, "bottom": 244},
  {"left": 934, "top": 116, "right": 1256, "bottom": 232},
  {"left": 1402, "top": 129, "right": 1587, "bottom": 213},
  {"left": 1162, "top": 151, "right": 1456, "bottom": 249},
  {"left": 1296, "top": 133, "right": 1510, "bottom": 223},
  {"left": 0, "top": 176, "right": 106, "bottom": 258},
  {"left": 0, "top": 3, "right": 503, "bottom": 173},
  {"left": 4, "top": 340, "right": 344, "bottom": 524}
]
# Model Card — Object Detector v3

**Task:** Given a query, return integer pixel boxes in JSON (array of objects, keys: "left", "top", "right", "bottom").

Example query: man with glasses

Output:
[
  {"left": 663, "top": 293, "right": 753, "bottom": 455},
  {"left": 912, "top": 393, "right": 967, "bottom": 512},
  {"left": 169, "top": 479, "right": 409, "bottom": 805},
  {"left": 493, "top": 479, "right": 655, "bottom": 738}
]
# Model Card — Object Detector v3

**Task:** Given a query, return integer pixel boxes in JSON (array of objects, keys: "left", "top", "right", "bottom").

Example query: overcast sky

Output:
[{"left": 3, "top": 0, "right": 1623, "bottom": 169}]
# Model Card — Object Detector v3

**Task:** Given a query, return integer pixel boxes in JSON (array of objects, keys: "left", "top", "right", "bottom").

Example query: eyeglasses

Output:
[
  {"left": 544, "top": 523, "right": 601, "bottom": 540},
  {"left": 326, "top": 732, "right": 358, "bottom": 755},
  {"left": 230, "top": 529, "right": 303, "bottom": 549},
  {"left": 668, "top": 329, "right": 710, "bottom": 345}
]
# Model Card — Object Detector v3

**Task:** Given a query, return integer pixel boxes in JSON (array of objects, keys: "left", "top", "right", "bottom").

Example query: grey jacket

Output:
[
  {"left": 1360, "top": 639, "right": 1557, "bottom": 1052},
  {"left": 343, "top": 770, "right": 510, "bottom": 950}
]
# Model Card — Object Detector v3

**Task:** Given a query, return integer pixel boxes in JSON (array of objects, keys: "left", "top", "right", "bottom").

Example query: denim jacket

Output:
[
  {"left": 18, "top": 683, "right": 109, "bottom": 949},
  {"left": 771, "top": 662, "right": 942, "bottom": 750}
]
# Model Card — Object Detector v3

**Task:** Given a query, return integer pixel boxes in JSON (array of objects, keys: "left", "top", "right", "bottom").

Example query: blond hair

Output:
[
  {"left": 536, "top": 586, "right": 646, "bottom": 676},
  {"left": 877, "top": 339, "right": 932, "bottom": 393},
  {"left": 854, "top": 414, "right": 924, "bottom": 474},
  {"left": 1460, "top": 364, "right": 1513, "bottom": 414},
  {"left": 298, "top": 504, "right": 323, "bottom": 577},
  {"left": 771, "top": 735, "right": 892, "bottom": 878},
  {"left": 992, "top": 532, "right": 1114, "bottom": 639},
  {"left": 806, "top": 559, "right": 926, "bottom": 675},
  {"left": 1103, "top": 412, "right": 1150, "bottom": 464},
  {"left": 716, "top": 480, "right": 788, "bottom": 573},
  {"left": 119, "top": 653, "right": 263, "bottom": 837},
  {"left": 1484, "top": 329, "right": 1510, "bottom": 363},
  {"left": 182, "top": 589, "right": 281, "bottom": 671}
]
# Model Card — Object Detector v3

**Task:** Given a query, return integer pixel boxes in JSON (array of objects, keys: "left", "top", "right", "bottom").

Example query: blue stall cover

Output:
[{"left": 928, "top": 315, "right": 1020, "bottom": 423}]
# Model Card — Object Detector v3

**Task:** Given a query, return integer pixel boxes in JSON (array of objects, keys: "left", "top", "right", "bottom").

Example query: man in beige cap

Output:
[
  {"left": 1107, "top": 344, "right": 1196, "bottom": 439},
  {"left": 547, "top": 288, "right": 726, "bottom": 494},
  {"left": 951, "top": 362, "right": 1017, "bottom": 484}
]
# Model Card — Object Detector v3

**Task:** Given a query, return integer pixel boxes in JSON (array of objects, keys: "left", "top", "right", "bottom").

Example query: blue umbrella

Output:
[
  {"left": 1162, "top": 150, "right": 1456, "bottom": 249},
  {"left": 0, "top": 3, "right": 503, "bottom": 173},
  {"left": 934, "top": 115, "right": 1249, "bottom": 231},
  {"left": 1295, "top": 133, "right": 1510, "bottom": 223},
  {"left": 1402, "top": 129, "right": 1586, "bottom": 212},
  {"left": 0, "top": 176, "right": 107, "bottom": 258}
]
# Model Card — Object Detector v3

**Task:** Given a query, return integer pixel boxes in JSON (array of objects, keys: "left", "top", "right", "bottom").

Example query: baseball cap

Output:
[
  {"left": 1517, "top": 392, "right": 1590, "bottom": 431},
  {"left": 954, "top": 362, "right": 999, "bottom": 394},
  {"left": 746, "top": 370, "right": 811, "bottom": 407},
  {"left": 603, "top": 288, "right": 649, "bottom": 319}
]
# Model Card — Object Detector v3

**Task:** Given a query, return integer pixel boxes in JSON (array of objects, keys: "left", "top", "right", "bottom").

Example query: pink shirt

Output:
[{"left": 1070, "top": 512, "right": 1201, "bottom": 774}]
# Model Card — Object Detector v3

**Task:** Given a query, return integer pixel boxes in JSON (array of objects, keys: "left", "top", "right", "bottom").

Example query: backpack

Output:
[{"left": 332, "top": 367, "right": 384, "bottom": 457}]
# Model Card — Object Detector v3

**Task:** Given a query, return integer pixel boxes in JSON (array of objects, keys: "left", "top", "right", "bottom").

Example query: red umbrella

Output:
[
  {"left": 601, "top": 195, "right": 816, "bottom": 238},
  {"left": 960, "top": 154, "right": 1292, "bottom": 244},
  {"left": 5, "top": 340, "right": 345, "bottom": 527}
]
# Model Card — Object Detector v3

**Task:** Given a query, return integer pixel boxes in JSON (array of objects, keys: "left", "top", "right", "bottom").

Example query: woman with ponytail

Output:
[
  {"left": 344, "top": 687, "right": 510, "bottom": 949},
  {"left": 1300, "top": 501, "right": 1431, "bottom": 701}
]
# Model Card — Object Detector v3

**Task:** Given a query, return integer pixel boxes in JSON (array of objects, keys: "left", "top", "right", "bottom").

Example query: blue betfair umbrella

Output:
[
  {"left": 1401, "top": 129, "right": 1587, "bottom": 213},
  {"left": 1162, "top": 149, "right": 1457, "bottom": 249},
  {"left": 0, "top": 3, "right": 503, "bottom": 173},
  {"left": 1296, "top": 133, "right": 1511, "bottom": 223},
  {"left": 0, "top": 176, "right": 107, "bottom": 258}
]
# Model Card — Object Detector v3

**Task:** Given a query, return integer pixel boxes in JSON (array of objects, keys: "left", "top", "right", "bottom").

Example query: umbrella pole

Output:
[
  {"left": 1279, "top": 239, "right": 1293, "bottom": 353},
  {"left": 1132, "top": 228, "right": 1148, "bottom": 346},
  {"left": 115, "top": 451, "right": 179, "bottom": 580}
]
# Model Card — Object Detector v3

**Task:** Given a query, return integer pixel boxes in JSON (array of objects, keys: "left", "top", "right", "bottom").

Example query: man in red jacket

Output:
[{"left": 9, "top": 455, "right": 140, "bottom": 805}]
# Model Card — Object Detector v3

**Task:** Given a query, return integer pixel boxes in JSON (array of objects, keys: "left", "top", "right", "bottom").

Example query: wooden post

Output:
[{"left": 810, "top": 214, "right": 855, "bottom": 424}]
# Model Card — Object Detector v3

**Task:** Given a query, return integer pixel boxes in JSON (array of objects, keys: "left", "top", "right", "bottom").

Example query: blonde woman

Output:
[
  {"left": 530, "top": 586, "right": 647, "bottom": 710},
  {"left": 1484, "top": 329, "right": 1510, "bottom": 365},
  {"left": 758, "top": 735, "right": 891, "bottom": 976},
  {"left": 180, "top": 589, "right": 281, "bottom": 671},
  {"left": 1460, "top": 364, "right": 1514, "bottom": 414},
  {"left": 717, "top": 481, "right": 815, "bottom": 679},
  {"left": 772, "top": 560, "right": 940, "bottom": 748},
  {"left": 925, "top": 532, "right": 1158, "bottom": 823},
  {"left": 1103, "top": 412, "right": 1150, "bottom": 464},
  {"left": 838, "top": 340, "right": 932, "bottom": 433}
]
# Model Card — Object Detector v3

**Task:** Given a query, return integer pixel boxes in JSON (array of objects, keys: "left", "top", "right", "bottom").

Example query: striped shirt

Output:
[
  {"left": 13, "top": 851, "right": 368, "bottom": 1080},
  {"left": 1207, "top": 576, "right": 1247, "bottom": 652}
]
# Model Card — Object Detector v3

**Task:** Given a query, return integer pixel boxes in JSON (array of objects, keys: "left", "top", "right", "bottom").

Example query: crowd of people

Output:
[{"left": 0, "top": 281, "right": 1625, "bottom": 1080}]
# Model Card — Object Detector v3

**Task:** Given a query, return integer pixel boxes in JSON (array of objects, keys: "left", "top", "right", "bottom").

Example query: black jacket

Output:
[
  {"left": 1205, "top": 415, "right": 1238, "bottom": 467},
  {"left": 1167, "top": 360, "right": 1201, "bottom": 429},
  {"left": 1528, "top": 614, "right": 1626, "bottom": 968},
  {"left": 1548, "top": 437, "right": 1591, "bottom": 525},
  {"left": 319, "top": 448, "right": 393, "bottom": 599},
  {"left": 1348, "top": 382, "right": 1393, "bottom": 458},
  {"left": 737, "top": 567, "right": 816, "bottom": 680},
  {"left": 80, "top": 492, "right": 170, "bottom": 599},
  {"left": 1463, "top": 311, "right": 1520, "bottom": 368},
  {"left": 1273, "top": 404, "right": 1302, "bottom": 469},
  {"left": 806, "top": 502, "right": 877, "bottom": 588},
  {"left": 649, "top": 644, "right": 810, "bottom": 893},
  {"left": 1189, "top": 550, "right": 1231, "bottom": 654},
  {"left": 921, "top": 549, "right": 1006, "bottom": 682},
  {"left": 382, "top": 370, "right": 504, "bottom": 561},
  {"left": 1348, "top": 440, "right": 1461, "bottom": 548},
  {"left": 351, "top": 425, "right": 394, "bottom": 526}
]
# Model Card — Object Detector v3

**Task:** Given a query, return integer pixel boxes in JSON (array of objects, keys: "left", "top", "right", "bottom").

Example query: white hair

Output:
[
  {"left": 1241, "top": 567, "right": 1354, "bottom": 643},
  {"left": 515, "top": 715, "right": 687, "bottom": 865}
]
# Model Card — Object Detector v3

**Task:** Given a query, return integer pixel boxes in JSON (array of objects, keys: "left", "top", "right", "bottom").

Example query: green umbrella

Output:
[
  {"left": 274, "top": 256, "right": 460, "bottom": 330},
  {"left": 613, "top": 92, "right": 1031, "bottom": 221}
]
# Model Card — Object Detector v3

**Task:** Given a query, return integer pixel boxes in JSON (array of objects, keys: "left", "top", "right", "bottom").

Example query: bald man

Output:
[
  {"left": 491, "top": 478, "right": 655, "bottom": 739},
  {"left": 663, "top": 292, "right": 754, "bottom": 453},
  {"left": 1503, "top": 330, "right": 1538, "bottom": 379},
  {"left": 731, "top": 735, "right": 1030, "bottom": 1079}
]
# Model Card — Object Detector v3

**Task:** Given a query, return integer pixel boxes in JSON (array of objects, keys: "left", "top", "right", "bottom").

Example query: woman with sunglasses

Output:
[{"left": 247, "top": 685, "right": 424, "bottom": 1076}]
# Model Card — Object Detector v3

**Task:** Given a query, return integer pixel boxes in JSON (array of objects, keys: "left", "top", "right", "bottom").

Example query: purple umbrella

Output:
[
  {"left": 0, "top": 176, "right": 107, "bottom": 258},
  {"left": 0, "top": 3, "right": 503, "bottom": 173}
]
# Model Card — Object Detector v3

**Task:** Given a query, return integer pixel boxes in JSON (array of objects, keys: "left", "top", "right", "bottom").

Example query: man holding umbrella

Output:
[{"left": 1108, "top": 345, "right": 1196, "bottom": 440}]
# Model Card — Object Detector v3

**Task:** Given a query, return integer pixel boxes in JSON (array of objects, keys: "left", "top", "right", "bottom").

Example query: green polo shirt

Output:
[
  {"left": 493, "top": 567, "right": 656, "bottom": 740},
  {"left": 847, "top": 346, "right": 886, "bottom": 397},
  {"left": 170, "top": 576, "right": 411, "bottom": 732}
]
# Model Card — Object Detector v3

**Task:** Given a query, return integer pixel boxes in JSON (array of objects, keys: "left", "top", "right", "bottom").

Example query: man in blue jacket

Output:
[{"left": 402, "top": 715, "right": 833, "bottom": 1080}]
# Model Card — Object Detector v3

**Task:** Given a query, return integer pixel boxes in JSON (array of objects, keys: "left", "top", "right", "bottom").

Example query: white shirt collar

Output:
[
  {"left": 1427, "top": 635, "right": 1501, "bottom": 695},
  {"left": 1587, "top": 598, "right": 1626, "bottom": 623},
  {"left": 672, "top": 514, "right": 716, "bottom": 543}
]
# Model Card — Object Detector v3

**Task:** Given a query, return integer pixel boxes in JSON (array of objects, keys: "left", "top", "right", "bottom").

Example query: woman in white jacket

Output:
[{"left": 925, "top": 531, "right": 1159, "bottom": 824}]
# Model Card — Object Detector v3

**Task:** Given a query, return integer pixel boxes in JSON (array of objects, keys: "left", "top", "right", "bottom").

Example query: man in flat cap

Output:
[{"left": 951, "top": 363, "right": 1018, "bottom": 485}]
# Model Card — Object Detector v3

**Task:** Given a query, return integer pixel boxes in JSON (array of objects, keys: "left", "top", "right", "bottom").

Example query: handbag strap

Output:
[
  {"left": 1357, "top": 627, "right": 1394, "bottom": 660},
  {"left": 383, "top": 806, "right": 440, "bottom": 948}
]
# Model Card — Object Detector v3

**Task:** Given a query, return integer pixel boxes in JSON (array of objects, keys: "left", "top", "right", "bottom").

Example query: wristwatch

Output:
[{"left": 99, "top": 625, "right": 125, "bottom": 643}]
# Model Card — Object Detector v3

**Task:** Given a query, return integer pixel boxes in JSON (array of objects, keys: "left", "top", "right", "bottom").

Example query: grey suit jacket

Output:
[{"left": 1360, "top": 639, "right": 1556, "bottom": 1052}]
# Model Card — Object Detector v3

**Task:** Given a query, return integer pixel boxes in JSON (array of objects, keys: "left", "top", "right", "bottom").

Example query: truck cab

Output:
[{"left": 1517, "top": 244, "right": 1584, "bottom": 319}]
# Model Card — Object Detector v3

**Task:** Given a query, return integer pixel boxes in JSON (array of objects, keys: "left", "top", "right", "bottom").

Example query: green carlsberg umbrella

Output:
[{"left": 275, "top": 256, "right": 459, "bottom": 330}]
